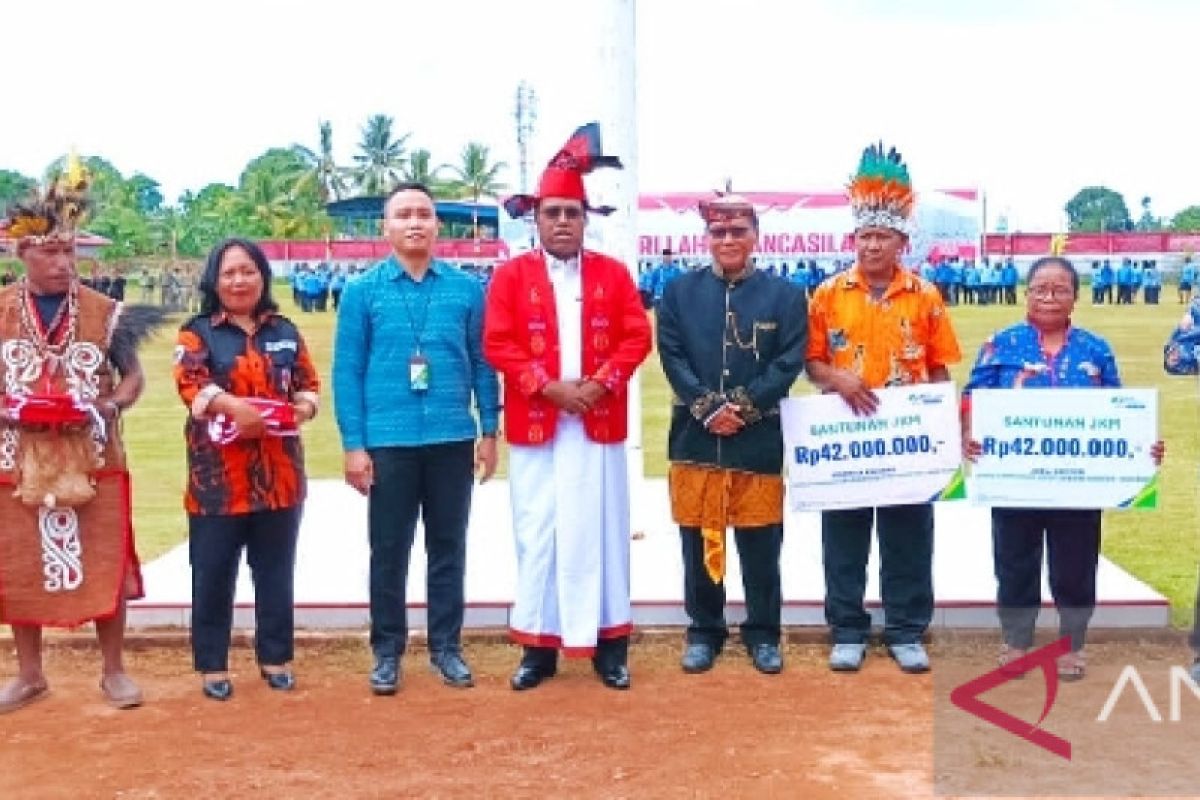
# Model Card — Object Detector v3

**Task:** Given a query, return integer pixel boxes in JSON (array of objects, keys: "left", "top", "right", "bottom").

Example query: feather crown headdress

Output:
[
  {"left": 847, "top": 142, "right": 915, "bottom": 235},
  {"left": 1, "top": 152, "right": 93, "bottom": 247}
]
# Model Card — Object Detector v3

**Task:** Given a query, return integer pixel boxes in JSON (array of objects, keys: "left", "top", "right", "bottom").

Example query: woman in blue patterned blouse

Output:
[
  {"left": 962, "top": 256, "right": 1163, "bottom": 680},
  {"left": 1163, "top": 298, "right": 1200, "bottom": 684}
]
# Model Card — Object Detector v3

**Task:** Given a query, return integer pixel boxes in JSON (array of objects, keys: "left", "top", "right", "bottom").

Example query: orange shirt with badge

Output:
[{"left": 806, "top": 265, "right": 962, "bottom": 388}]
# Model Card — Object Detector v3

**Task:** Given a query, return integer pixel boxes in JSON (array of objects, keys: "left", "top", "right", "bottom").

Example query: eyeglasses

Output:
[
  {"left": 708, "top": 226, "right": 751, "bottom": 240},
  {"left": 540, "top": 206, "right": 584, "bottom": 221},
  {"left": 1028, "top": 286, "right": 1074, "bottom": 300}
]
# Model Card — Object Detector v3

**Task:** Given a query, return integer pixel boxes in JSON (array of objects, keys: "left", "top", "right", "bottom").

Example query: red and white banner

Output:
[{"left": 630, "top": 190, "right": 980, "bottom": 262}]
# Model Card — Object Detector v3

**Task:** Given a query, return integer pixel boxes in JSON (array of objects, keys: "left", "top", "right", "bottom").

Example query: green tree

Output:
[
  {"left": 230, "top": 148, "right": 332, "bottom": 238},
  {"left": 293, "top": 121, "right": 348, "bottom": 203},
  {"left": 1170, "top": 205, "right": 1200, "bottom": 232},
  {"left": 351, "top": 114, "right": 409, "bottom": 196},
  {"left": 0, "top": 169, "right": 36, "bottom": 210},
  {"left": 1135, "top": 195, "right": 1163, "bottom": 232},
  {"left": 177, "top": 183, "right": 242, "bottom": 256},
  {"left": 127, "top": 173, "right": 164, "bottom": 215},
  {"left": 88, "top": 205, "right": 153, "bottom": 259},
  {"left": 1065, "top": 186, "right": 1133, "bottom": 232},
  {"left": 402, "top": 148, "right": 454, "bottom": 196},
  {"left": 448, "top": 142, "right": 508, "bottom": 202}
]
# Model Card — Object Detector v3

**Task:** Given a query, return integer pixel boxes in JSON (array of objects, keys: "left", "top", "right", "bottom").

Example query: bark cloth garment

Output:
[{"left": 0, "top": 282, "right": 152, "bottom": 626}]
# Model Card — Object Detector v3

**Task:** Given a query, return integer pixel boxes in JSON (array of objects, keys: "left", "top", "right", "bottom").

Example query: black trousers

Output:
[
  {"left": 368, "top": 441, "right": 474, "bottom": 659},
  {"left": 679, "top": 524, "right": 783, "bottom": 650},
  {"left": 821, "top": 504, "right": 934, "bottom": 646},
  {"left": 992, "top": 508, "right": 1101, "bottom": 652},
  {"left": 189, "top": 506, "right": 302, "bottom": 672}
]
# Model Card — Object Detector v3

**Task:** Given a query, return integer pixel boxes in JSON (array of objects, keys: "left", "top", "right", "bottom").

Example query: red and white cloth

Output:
[
  {"left": 3, "top": 393, "right": 90, "bottom": 426},
  {"left": 206, "top": 397, "right": 298, "bottom": 445}
]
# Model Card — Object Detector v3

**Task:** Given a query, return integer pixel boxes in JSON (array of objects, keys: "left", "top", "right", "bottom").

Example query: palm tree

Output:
[
  {"left": 293, "top": 121, "right": 348, "bottom": 203},
  {"left": 402, "top": 148, "right": 453, "bottom": 195},
  {"left": 352, "top": 114, "right": 409, "bottom": 196},
  {"left": 448, "top": 142, "right": 508, "bottom": 202}
]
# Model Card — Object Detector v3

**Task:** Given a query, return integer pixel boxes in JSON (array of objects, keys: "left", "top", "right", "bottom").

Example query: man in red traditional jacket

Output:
[{"left": 484, "top": 123, "right": 651, "bottom": 691}]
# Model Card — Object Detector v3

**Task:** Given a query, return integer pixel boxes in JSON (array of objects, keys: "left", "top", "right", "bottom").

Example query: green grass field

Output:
[{"left": 122, "top": 287, "right": 1200, "bottom": 626}]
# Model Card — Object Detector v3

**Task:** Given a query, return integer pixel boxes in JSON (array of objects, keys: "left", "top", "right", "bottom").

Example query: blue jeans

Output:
[
  {"left": 821, "top": 504, "right": 934, "bottom": 646},
  {"left": 189, "top": 506, "right": 302, "bottom": 672},
  {"left": 367, "top": 441, "right": 475, "bottom": 659}
]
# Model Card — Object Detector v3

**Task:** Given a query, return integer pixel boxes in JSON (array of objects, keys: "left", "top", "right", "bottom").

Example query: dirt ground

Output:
[{"left": 0, "top": 637, "right": 1195, "bottom": 800}]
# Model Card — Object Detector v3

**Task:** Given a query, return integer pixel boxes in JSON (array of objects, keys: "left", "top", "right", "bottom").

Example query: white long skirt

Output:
[{"left": 507, "top": 415, "right": 631, "bottom": 656}]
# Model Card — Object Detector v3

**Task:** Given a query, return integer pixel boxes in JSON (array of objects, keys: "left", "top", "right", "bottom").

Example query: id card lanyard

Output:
[{"left": 401, "top": 273, "right": 434, "bottom": 392}]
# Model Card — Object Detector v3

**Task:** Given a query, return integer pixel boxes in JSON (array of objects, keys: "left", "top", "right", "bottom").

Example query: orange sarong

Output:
[{"left": 668, "top": 463, "right": 783, "bottom": 583}]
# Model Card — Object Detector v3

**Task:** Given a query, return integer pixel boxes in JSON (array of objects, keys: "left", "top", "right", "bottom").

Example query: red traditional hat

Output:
[{"left": 503, "top": 122, "right": 623, "bottom": 218}]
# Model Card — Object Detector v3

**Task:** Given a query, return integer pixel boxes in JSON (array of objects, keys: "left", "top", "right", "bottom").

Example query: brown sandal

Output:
[
  {"left": 998, "top": 645, "right": 1028, "bottom": 677},
  {"left": 1056, "top": 651, "right": 1086, "bottom": 681}
]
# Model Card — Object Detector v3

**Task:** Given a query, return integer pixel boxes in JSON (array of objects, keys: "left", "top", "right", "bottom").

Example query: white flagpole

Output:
[{"left": 584, "top": 0, "right": 644, "bottom": 484}]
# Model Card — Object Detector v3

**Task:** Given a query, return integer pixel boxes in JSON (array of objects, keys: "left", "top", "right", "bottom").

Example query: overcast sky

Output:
[{"left": 2, "top": 0, "right": 1192, "bottom": 231}]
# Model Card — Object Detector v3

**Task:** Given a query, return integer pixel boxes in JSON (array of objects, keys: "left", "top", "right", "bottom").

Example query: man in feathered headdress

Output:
[
  {"left": 485, "top": 123, "right": 652, "bottom": 691},
  {"left": 657, "top": 190, "right": 808, "bottom": 676},
  {"left": 805, "top": 143, "right": 962, "bottom": 674},
  {"left": 0, "top": 155, "right": 161, "bottom": 713}
]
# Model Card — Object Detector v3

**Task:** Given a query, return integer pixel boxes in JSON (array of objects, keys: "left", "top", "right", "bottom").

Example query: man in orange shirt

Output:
[{"left": 806, "top": 144, "right": 961, "bottom": 674}]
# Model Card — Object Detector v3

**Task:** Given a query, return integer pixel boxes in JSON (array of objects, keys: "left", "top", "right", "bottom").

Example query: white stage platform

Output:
[{"left": 129, "top": 479, "right": 1170, "bottom": 631}]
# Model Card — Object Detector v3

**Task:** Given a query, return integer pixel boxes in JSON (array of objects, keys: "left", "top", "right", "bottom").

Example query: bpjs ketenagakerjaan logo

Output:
[{"left": 949, "top": 636, "right": 1200, "bottom": 761}]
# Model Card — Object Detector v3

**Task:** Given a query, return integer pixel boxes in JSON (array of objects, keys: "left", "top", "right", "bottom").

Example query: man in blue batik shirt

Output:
[{"left": 334, "top": 182, "right": 500, "bottom": 696}]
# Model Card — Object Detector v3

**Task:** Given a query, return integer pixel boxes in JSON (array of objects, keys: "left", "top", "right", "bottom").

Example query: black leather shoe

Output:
[
  {"left": 681, "top": 643, "right": 716, "bottom": 674},
  {"left": 750, "top": 643, "right": 783, "bottom": 675},
  {"left": 599, "top": 664, "right": 631, "bottom": 690},
  {"left": 370, "top": 656, "right": 400, "bottom": 695},
  {"left": 260, "top": 668, "right": 296, "bottom": 691},
  {"left": 510, "top": 663, "right": 556, "bottom": 691},
  {"left": 202, "top": 678, "right": 233, "bottom": 701},
  {"left": 430, "top": 651, "right": 474, "bottom": 688}
]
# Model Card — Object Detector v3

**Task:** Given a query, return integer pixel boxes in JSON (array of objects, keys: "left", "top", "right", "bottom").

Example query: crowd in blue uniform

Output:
[
  {"left": 301, "top": 252, "right": 1197, "bottom": 315},
  {"left": 638, "top": 250, "right": 854, "bottom": 309},
  {"left": 289, "top": 261, "right": 497, "bottom": 313},
  {"left": 640, "top": 254, "right": 1196, "bottom": 309},
  {"left": 1087, "top": 258, "right": 1175, "bottom": 305},
  {"left": 290, "top": 263, "right": 357, "bottom": 312}
]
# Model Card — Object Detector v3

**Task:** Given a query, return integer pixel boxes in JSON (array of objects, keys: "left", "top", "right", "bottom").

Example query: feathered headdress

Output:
[
  {"left": 503, "top": 122, "right": 622, "bottom": 218},
  {"left": 847, "top": 142, "right": 915, "bottom": 235},
  {"left": 1, "top": 152, "right": 93, "bottom": 247}
]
